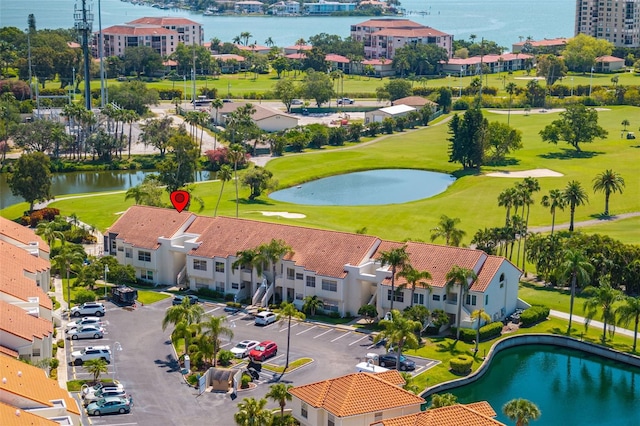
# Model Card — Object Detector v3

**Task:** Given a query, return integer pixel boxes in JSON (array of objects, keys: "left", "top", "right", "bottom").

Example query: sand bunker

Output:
[
  {"left": 259, "top": 211, "right": 307, "bottom": 219},
  {"left": 486, "top": 169, "right": 563, "bottom": 178}
]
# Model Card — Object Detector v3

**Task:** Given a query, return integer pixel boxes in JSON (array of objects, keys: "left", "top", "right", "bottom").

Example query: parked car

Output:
[
  {"left": 83, "top": 388, "right": 127, "bottom": 406},
  {"left": 66, "top": 325, "right": 104, "bottom": 340},
  {"left": 337, "top": 98, "right": 354, "bottom": 105},
  {"left": 70, "top": 346, "right": 111, "bottom": 365},
  {"left": 71, "top": 302, "right": 105, "bottom": 317},
  {"left": 82, "top": 381, "right": 123, "bottom": 398},
  {"left": 627, "top": 132, "right": 636, "bottom": 139},
  {"left": 377, "top": 353, "right": 416, "bottom": 371},
  {"left": 254, "top": 311, "right": 277, "bottom": 326},
  {"left": 291, "top": 99, "right": 303, "bottom": 105},
  {"left": 86, "top": 396, "right": 131, "bottom": 416},
  {"left": 230, "top": 340, "right": 260, "bottom": 358},
  {"left": 172, "top": 295, "right": 199, "bottom": 305},
  {"left": 66, "top": 317, "right": 102, "bottom": 331},
  {"left": 249, "top": 341, "right": 278, "bottom": 362}
]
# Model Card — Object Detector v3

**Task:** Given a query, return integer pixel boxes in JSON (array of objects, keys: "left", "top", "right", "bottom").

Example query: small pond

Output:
[
  {"left": 446, "top": 345, "right": 640, "bottom": 425},
  {"left": 269, "top": 169, "right": 455, "bottom": 206}
]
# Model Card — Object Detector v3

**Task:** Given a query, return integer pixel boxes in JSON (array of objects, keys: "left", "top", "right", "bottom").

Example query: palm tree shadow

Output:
[
  {"left": 484, "top": 157, "right": 520, "bottom": 167},
  {"left": 155, "top": 355, "right": 180, "bottom": 373},
  {"left": 539, "top": 149, "right": 603, "bottom": 160},
  {"left": 238, "top": 198, "right": 275, "bottom": 206}
]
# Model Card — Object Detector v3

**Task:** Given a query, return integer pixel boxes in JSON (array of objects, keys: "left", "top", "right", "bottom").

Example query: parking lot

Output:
[{"left": 64, "top": 298, "right": 436, "bottom": 425}]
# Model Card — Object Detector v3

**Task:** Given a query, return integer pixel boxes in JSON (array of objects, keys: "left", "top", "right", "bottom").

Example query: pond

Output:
[
  {"left": 269, "top": 169, "right": 455, "bottom": 206},
  {"left": 446, "top": 345, "right": 640, "bottom": 425},
  {"left": 0, "top": 170, "right": 211, "bottom": 210}
]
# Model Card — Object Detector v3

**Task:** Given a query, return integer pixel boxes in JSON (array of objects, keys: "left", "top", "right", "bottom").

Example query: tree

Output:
[
  {"left": 541, "top": 189, "right": 566, "bottom": 235},
  {"left": 583, "top": 278, "right": 624, "bottom": 343},
  {"left": 214, "top": 164, "right": 233, "bottom": 217},
  {"left": 35, "top": 220, "right": 65, "bottom": 248},
  {"left": 158, "top": 128, "right": 200, "bottom": 194},
  {"left": 502, "top": 398, "right": 541, "bottom": 426},
  {"left": 266, "top": 383, "right": 293, "bottom": 419},
  {"left": 358, "top": 304, "right": 378, "bottom": 323},
  {"left": 109, "top": 80, "right": 159, "bottom": 115},
  {"left": 141, "top": 117, "right": 174, "bottom": 157},
  {"left": 445, "top": 265, "right": 478, "bottom": 340},
  {"left": 12, "top": 119, "right": 67, "bottom": 154},
  {"left": 199, "top": 315, "right": 234, "bottom": 367},
  {"left": 83, "top": 358, "right": 108, "bottom": 383},
  {"left": 378, "top": 246, "right": 409, "bottom": 311},
  {"left": 485, "top": 121, "right": 523, "bottom": 163},
  {"left": 558, "top": 249, "right": 594, "bottom": 333},
  {"left": 301, "top": 69, "right": 333, "bottom": 107},
  {"left": 234, "top": 397, "right": 272, "bottom": 426},
  {"left": 52, "top": 244, "right": 85, "bottom": 308},
  {"left": 241, "top": 166, "right": 274, "bottom": 200},
  {"left": 562, "top": 180, "right": 589, "bottom": 232},
  {"left": 279, "top": 302, "right": 305, "bottom": 374},
  {"left": 592, "top": 169, "right": 625, "bottom": 216},
  {"left": 302, "top": 295, "right": 323, "bottom": 316},
  {"left": 617, "top": 296, "right": 640, "bottom": 351},
  {"left": 376, "top": 79, "right": 412, "bottom": 101},
  {"left": 430, "top": 393, "right": 458, "bottom": 408},
  {"left": 437, "top": 87, "right": 452, "bottom": 113},
  {"left": 505, "top": 82, "right": 517, "bottom": 125},
  {"left": 227, "top": 144, "right": 246, "bottom": 218},
  {"left": 122, "top": 45, "right": 163, "bottom": 78},
  {"left": 539, "top": 104, "right": 608, "bottom": 152},
  {"left": 7, "top": 152, "right": 52, "bottom": 212},
  {"left": 536, "top": 54, "right": 567, "bottom": 85},
  {"left": 430, "top": 215, "right": 466, "bottom": 247},
  {"left": 273, "top": 78, "right": 299, "bottom": 112},
  {"left": 448, "top": 108, "right": 486, "bottom": 169},
  {"left": 374, "top": 309, "right": 420, "bottom": 370},
  {"left": 562, "top": 34, "right": 612, "bottom": 73},
  {"left": 398, "top": 265, "right": 432, "bottom": 307},
  {"left": 162, "top": 298, "right": 204, "bottom": 357},
  {"left": 498, "top": 187, "right": 518, "bottom": 226},
  {"left": 470, "top": 308, "right": 491, "bottom": 354}
]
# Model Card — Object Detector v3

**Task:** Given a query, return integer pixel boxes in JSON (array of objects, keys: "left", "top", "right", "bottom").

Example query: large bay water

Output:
[
  {"left": 448, "top": 345, "right": 640, "bottom": 425},
  {"left": 1, "top": 0, "right": 574, "bottom": 50}
]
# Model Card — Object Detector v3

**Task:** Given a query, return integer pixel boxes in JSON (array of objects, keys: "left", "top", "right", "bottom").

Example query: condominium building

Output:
[
  {"left": 126, "top": 17, "right": 204, "bottom": 46},
  {"left": 351, "top": 19, "right": 453, "bottom": 59},
  {"left": 575, "top": 0, "right": 640, "bottom": 47}
]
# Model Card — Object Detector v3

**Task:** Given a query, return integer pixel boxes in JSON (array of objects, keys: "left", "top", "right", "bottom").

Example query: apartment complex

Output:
[
  {"left": 350, "top": 19, "right": 453, "bottom": 60},
  {"left": 575, "top": 0, "right": 640, "bottom": 47}
]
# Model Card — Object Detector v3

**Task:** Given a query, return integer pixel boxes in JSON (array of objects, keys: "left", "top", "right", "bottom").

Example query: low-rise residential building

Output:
[
  {"left": 100, "top": 25, "right": 179, "bottom": 57},
  {"left": 284, "top": 44, "right": 313, "bottom": 55},
  {"left": 212, "top": 53, "right": 247, "bottom": 73},
  {"left": 0, "top": 216, "right": 50, "bottom": 260},
  {"left": 374, "top": 401, "right": 504, "bottom": 426},
  {"left": 212, "top": 102, "right": 299, "bottom": 132},
  {"left": 362, "top": 58, "right": 395, "bottom": 77},
  {"left": 365, "top": 104, "right": 416, "bottom": 124},
  {"left": 391, "top": 96, "right": 438, "bottom": 110},
  {"left": 511, "top": 37, "right": 568, "bottom": 54},
  {"left": 1, "top": 240, "right": 51, "bottom": 291},
  {"left": 595, "top": 55, "right": 626, "bottom": 72},
  {"left": 303, "top": 0, "right": 356, "bottom": 15},
  {"left": 440, "top": 53, "right": 535, "bottom": 76},
  {"left": 0, "top": 301, "right": 53, "bottom": 363},
  {"left": 126, "top": 17, "right": 204, "bottom": 46},
  {"left": 268, "top": 0, "right": 301, "bottom": 15},
  {"left": 235, "top": 0, "right": 265, "bottom": 14}
]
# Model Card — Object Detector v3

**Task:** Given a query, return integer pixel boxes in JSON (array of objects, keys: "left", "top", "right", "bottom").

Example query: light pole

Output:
[
  {"left": 104, "top": 264, "right": 110, "bottom": 298},
  {"left": 459, "top": 66, "right": 463, "bottom": 98},
  {"left": 113, "top": 342, "right": 122, "bottom": 380},
  {"left": 589, "top": 67, "right": 594, "bottom": 97}
]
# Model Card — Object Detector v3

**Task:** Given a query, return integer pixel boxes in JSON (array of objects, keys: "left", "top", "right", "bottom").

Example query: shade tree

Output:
[{"left": 539, "top": 104, "right": 608, "bottom": 152}]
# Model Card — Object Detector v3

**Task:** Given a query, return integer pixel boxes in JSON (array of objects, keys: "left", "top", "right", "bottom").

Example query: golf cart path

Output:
[{"left": 528, "top": 212, "right": 640, "bottom": 234}]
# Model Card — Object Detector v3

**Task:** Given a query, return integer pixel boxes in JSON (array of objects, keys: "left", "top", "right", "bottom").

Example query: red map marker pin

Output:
[{"left": 170, "top": 190, "right": 190, "bottom": 213}]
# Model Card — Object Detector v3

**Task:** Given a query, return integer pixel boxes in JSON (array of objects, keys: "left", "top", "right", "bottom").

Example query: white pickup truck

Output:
[{"left": 355, "top": 353, "right": 390, "bottom": 373}]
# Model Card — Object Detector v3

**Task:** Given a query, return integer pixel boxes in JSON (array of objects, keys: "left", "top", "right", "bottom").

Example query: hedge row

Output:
[
  {"left": 450, "top": 355, "right": 473, "bottom": 374},
  {"left": 454, "top": 321, "right": 503, "bottom": 343},
  {"left": 520, "top": 305, "right": 550, "bottom": 327}
]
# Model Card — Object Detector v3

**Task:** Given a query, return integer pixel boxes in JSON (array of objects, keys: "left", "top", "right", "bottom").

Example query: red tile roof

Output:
[
  {"left": 126, "top": 17, "right": 202, "bottom": 26},
  {"left": 373, "top": 27, "right": 449, "bottom": 38},
  {"left": 0, "top": 217, "right": 49, "bottom": 253},
  {"left": 445, "top": 54, "right": 533, "bottom": 66},
  {"left": 378, "top": 401, "right": 504, "bottom": 426},
  {"left": 356, "top": 19, "right": 425, "bottom": 29},
  {"left": 471, "top": 256, "right": 505, "bottom": 292},
  {"left": 0, "top": 301, "right": 52, "bottom": 342},
  {"left": 106, "top": 206, "right": 195, "bottom": 250},
  {"left": 393, "top": 96, "right": 437, "bottom": 107},
  {"left": 235, "top": 44, "right": 270, "bottom": 52},
  {"left": 362, "top": 59, "right": 393, "bottom": 66},
  {"left": 0, "top": 346, "right": 19, "bottom": 357},
  {"left": 0, "top": 400, "right": 60, "bottom": 426},
  {"left": 596, "top": 55, "right": 625, "bottom": 63},
  {"left": 102, "top": 25, "right": 177, "bottom": 36},
  {"left": 373, "top": 369, "right": 405, "bottom": 386},
  {"left": 285, "top": 53, "right": 306, "bottom": 60},
  {"left": 326, "top": 53, "right": 350, "bottom": 63},
  {"left": 512, "top": 37, "right": 568, "bottom": 48},
  {"left": 0, "top": 272, "right": 53, "bottom": 311},
  {"left": 1, "top": 240, "right": 50, "bottom": 274},
  {"left": 284, "top": 44, "right": 313, "bottom": 51},
  {"left": 213, "top": 54, "right": 246, "bottom": 62},
  {"left": 289, "top": 372, "right": 424, "bottom": 417}
]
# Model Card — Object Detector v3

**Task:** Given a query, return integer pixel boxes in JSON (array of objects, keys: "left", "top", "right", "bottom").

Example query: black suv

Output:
[
  {"left": 172, "top": 295, "right": 199, "bottom": 305},
  {"left": 378, "top": 353, "right": 416, "bottom": 371}
]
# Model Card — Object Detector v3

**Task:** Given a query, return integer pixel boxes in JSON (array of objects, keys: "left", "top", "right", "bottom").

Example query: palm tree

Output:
[
  {"left": 498, "top": 187, "right": 518, "bottom": 226},
  {"left": 621, "top": 118, "right": 630, "bottom": 131},
  {"left": 124, "top": 109, "right": 139, "bottom": 158},
  {"left": 540, "top": 189, "right": 566, "bottom": 235},
  {"left": 583, "top": 278, "right": 624, "bottom": 343},
  {"left": 502, "top": 398, "right": 541, "bottom": 426},
  {"left": 83, "top": 358, "right": 108, "bottom": 383},
  {"left": 53, "top": 245, "right": 85, "bottom": 308},
  {"left": 302, "top": 295, "right": 324, "bottom": 316},
  {"left": 35, "top": 220, "right": 65, "bottom": 248},
  {"left": 506, "top": 82, "right": 517, "bottom": 125},
  {"left": 199, "top": 315, "right": 234, "bottom": 366},
  {"left": 559, "top": 249, "right": 594, "bottom": 333},
  {"left": 211, "top": 98, "right": 224, "bottom": 149},
  {"left": 227, "top": 144, "right": 246, "bottom": 218},
  {"left": 213, "top": 164, "right": 233, "bottom": 217},
  {"left": 430, "top": 393, "right": 458, "bottom": 408},
  {"left": 592, "top": 169, "right": 625, "bottom": 216},
  {"left": 430, "top": 215, "right": 466, "bottom": 246},
  {"left": 445, "top": 265, "right": 478, "bottom": 341},
  {"left": 259, "top": 239, "right": 293, "bottom": 305},
  {"left": 278, "top": 301, "right": 305, "bottom": 374},
  {"left": 239, "top": 32, "right": 252, "bottom": 46},
  {"left": 234, "top": 397, "right": 272, "bottom": 426},
  {"left": 562, "top": 180, "right": 589, "bottom": 232},
  {"left": 400, "top": 372, "right": 420, "bottom": 394},
  {"left": 378, "top": 245, "right": 409, "bottom": 311},
  {"left": 233, "top": 248, "right": 261, "bottom": 295},
  {"left": 397, "top": 265, "right": 432, "bottom": 307},
  {"left": 265, "top": 383, "right": 293, "bottom": 419},
  {"left": 470, "top": 308, "right": 491, "bottom": 354},
  {"left": 617, "top": 295, "right": 640, "bottom": 352},
  {"left": 124, "top": 185, "right": 149, "bottom": 205},
  {"left": 264, "top": 37, "right": 274, "bottom": 47},
  {"left": 161, "top": 298, "right": 204, "bottom": 357},
  {"left": 374, "top": 309, "right": 420, "bottom": 370},
  {"left": 196, "top": 110, "right": 209, "bottom": 155}
]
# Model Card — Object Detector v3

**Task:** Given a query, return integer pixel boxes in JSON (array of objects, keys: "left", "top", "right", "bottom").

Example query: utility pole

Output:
[
  {"left": 98, "top": 0, "right": 105, "bottom": 107},
  {"left": 74, "top": 0, "right": 94, "bottom": 110},
  {"left": 192, "top": 46, "right": 197, "bottom": 109},
  {"left": 27, "top": 28, "right": 32, "bottom": 94}
]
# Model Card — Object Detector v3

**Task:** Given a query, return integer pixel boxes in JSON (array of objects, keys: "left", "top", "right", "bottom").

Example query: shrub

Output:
[
  {"left": 358, "top": 304, "right": 377, "bottom": 323},
  {"left": 217, "top": 349, "right": 234, "bottom": 366},
  {"left": 241, "top": 374, "right": 252, "bottom": 389},
  {"left": 226, "top": 301, "right": 242, "bottom": 308},
  {"left": 453, "top": 99, "right": 469, "bottom": 110},
  {"left": 50, "top": 358, "right": 60, "bottom": 369},
  {"left": 520, "top": 305, "right": 550, "bottom": 327},
  {"left": 186, "top": 374, "right": 198, "bottom": 386},
  {"left": 57, "top": 339, "right": 65, "bottom": 348},
  {"left": 75, "top": 289, "right": 97, "bottom": 304},
  {"left": 224, "top": 293, "right": 235, "bottom": 302},
  {"left": 49, "top": 369, "right": 58, "bottom": 380},
  {"left": 454, "top": 322, "right": 503, "bottom": 343},
  {"left": 449, "top": 355, "right": 473, "bottom": 375}
]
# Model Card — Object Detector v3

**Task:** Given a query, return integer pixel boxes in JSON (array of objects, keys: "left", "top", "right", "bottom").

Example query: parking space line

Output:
[
  {"left": 348, "top": 335, "right": 369, "bottom": 346},
  {"left": 313, "top": 329, "right": 333, "bottom": 339},
  {"left": 205, "top": 307, "right": 221, "bottom": 314},
  {"left": 279, "top": 323, "right": 297, "bottom": 332},
  {"left": 330, "top": 332, "right": 350, "bottom": 343},
  {"left": 296, "top": 325, "right": 316, "bottom": 335}
]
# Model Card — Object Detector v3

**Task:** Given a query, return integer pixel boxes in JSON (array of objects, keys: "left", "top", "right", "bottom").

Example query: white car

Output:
[
  {"left": 70, "top": 302, "right": 105, "bottom": 317},
  {"left": 67, "top": 325, "right": 104, "bottom": 340},
  {"left": 70, "top": 346, "right": 111, "bottom": 365},
  {"left": 66, "top": 317, "right": 102, "bottom": 331},
  {"left": 83, "top": 388, "right": 127, "bottom": 406},
  {"left": 254, "top": 311, "right": 277, "bottom": 326},
  {"left": 291, "top": 99, "right": 303, "bottom": 105},
  {"left": 82, "top": 381, "right": 123, "bottom": 398},
  {"left": 230, "top": 340, "right": 260, "bottom": 358}
]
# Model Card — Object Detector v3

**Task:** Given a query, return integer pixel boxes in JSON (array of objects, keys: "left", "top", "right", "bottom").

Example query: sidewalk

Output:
[
  {"left": 49, "top": 277, "right": 70, "bottom": 388},
  {"left": 549, "top": 309, "right": 636, "bottom": 338}
]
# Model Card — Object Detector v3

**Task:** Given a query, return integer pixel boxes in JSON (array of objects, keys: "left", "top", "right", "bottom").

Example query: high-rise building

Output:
[{"left": 575, "top": 0, "right": 640, "bottom": 47}]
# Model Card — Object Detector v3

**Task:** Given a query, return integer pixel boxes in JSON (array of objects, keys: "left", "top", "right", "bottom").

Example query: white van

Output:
[{"left": 254, "top": 311, "right": 277, "bottom": 326}]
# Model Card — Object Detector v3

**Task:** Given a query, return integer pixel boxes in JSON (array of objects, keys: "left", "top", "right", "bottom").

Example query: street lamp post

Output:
[
  {"left": 589, "top": 67, "right": 594, "bottom": 97},
  {"left": 113, "top": 342, "right": 122, "bottom": 380},
  {"left": 104, "top": 264, "right": 110, "bottom": 298},
  {"left": 459, "top": 66, "right": 463, "bottom": 98}
]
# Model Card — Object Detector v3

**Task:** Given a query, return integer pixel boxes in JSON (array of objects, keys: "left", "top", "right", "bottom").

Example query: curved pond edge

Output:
[{"left": 422, "top": 333, "right": 640, "bottom": 398}]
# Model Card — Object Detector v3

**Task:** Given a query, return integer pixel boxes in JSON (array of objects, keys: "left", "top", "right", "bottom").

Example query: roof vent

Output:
[
  {"left": 15, "top": 409, "right": 20, "bottom": 416},
  {"left": 17, "top": 371, "right": 22, "bottom": 377}
]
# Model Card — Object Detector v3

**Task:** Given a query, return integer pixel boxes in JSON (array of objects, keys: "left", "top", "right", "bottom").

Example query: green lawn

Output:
[
  {"left": 579, "top": 215, "right": 640, "bottom": 244},
  {"left": 137, "top": 290, "right": 171, "bottom": 305}
]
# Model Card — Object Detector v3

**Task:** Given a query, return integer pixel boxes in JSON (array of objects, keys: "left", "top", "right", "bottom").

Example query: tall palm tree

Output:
[
  {"left": 124, "top": 109, "right": 139, "bottom": 158},
  {"left": 259, "top": 239, "right": 293, "bottom": 305},
  {"left": 211, "top": 98, "right": 224, "bottom": 149},
  {"left": 227, "top": 144, "right": 246, "bottom": 218},
  {"left": 239, "top": 32, "right": 252, "bottom": 46},
  {"left": 445, "top": 265, "right": 478, "bottom": 340},
  {"left": 592, "top": 169, "right": 625, "bottom": 216},
  {"left": 196, "top": 110, "right": 209, "bottom": 155},
  {"left": 559, "top": 249, "right": 594, "bottom": 333},
  {"left": 52, "top": 245, "right": 85, "bottom": 308},
  {"left": 583, "top": 278, "right": 624, "bottom": 343},
  {"left": 430, "top": 215, "right": 466, "bottom": 246},
  {"left": 617, "top": 295, "right": 640, "bottom": 352},
  {"left": 430, "top": 393, "right": 458, "bottom": 408},
  {"left": 162, "top": 298, "right": 204, "bottom": 357},
  {"left": 498, "top": 187, "right": 518, "bottom": 226},
  {"left": 302, "top": 295, "right": 323, "bottom": 316},
  {"left": 265, "top": 383, "right": 293, "bottom": 419},
  {"left": 278, "top": 302, "right": 305, "bottom": 374},
  {"left": 373, "top": 309, "right": 420, "bottom": 370},
  {"left": 540, "top": 189, "right": 566, "bottom": 235},
  {"left": 35, "top": 220, "right": 65, "bottom": 248},
  {"left": 378, "top": 245, "right": 409, "bottom": 311},
  {"left": 506, "top": 82, "right": 517, "bottom": 125},
  {"left": 199, "top": 315, "right": 234, "bottom": 366},
  {"left": 470, "top": 308, "right": 491, "bottom": 354},
  {"left": 397, "top": 265, "right": 432, "bottom": 307},
  {"left": 502, "top": 398, "right": 541, "bottom": 426},
  {"left": 562, "top": 180, "right": 589, "bottom": 232},
  {"left": 234, "top": 397, "right": 272, "bottom": 426},
  {"left": 517, "top": 177, "right": 540, "bottom": 270},
  {"left": 213, "top": 164, "right": 233, "bottom": 217},
  {"left": 264, "top": 37, "right": 274, "bottom": 47},
  {"left": 83, "top": 358, "right": 108, "bottom": 383},
  {"left": 233, "top": 248, "right": 261, "bottom": 296}
]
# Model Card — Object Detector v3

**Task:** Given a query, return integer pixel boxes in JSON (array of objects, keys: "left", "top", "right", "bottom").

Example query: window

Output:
[
  {"left": 296, "top": 272, "right": 304, "bottom": 280},
  {"left": 432, "top": 294, "right": 441, "bottom": 301},
  {"left": 301, "top": 403, "right": 308, "bottom": 418},
  {"left": 141, "top": 270, "right": 153, "bottom": 281},
  {"left": 500, "top": 273, "right": 505, "bottom": 288},
  {"left": 215, "top": 262, "right": 225, "bottom": 273},
  {"left": 321, "top": 279, "right": 337, "bottom": 292},
  {"left": 215, "top": 282, "right": 225, "bottom": 293},
  {"left": 374, "top": 412, "right": 383, "bottom": 421},
  {"left": 485, "top": 295, "right": 489, "bottom": 305},
  {"left": 296, "top": 293, "right": 303, "bottom": 300},
  {"left": 193, "top": 259, "right": 207, "bottom": 271},
  {"left": 287, "top": 268, "right": 295, "bottom": 279},
  {"left": 306, "top": 276, "right": 316, "bottom": 287},
  {"left": 413, "top": 293, "right": 424, "bottom": 305},
  {"left": 466, "top": 294, "right": 477, "bottom": 306},
  {"left": 32, "top": 348, "right": 41, "bottom": 357},
  {"left": 231, "top": 283, "right": 239, "bottom": 289},
  {"left": 125, "top": 248, "right": 132, "bottom": 258},
  {"left": 138, "top": 251, "right": 151, "bottom": 262},
  {"left": 241, "top": 281, "right": 248, "bottom": 289},
  {"left": 387, "top": 289, "right": 404, "bottom": 303}
]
